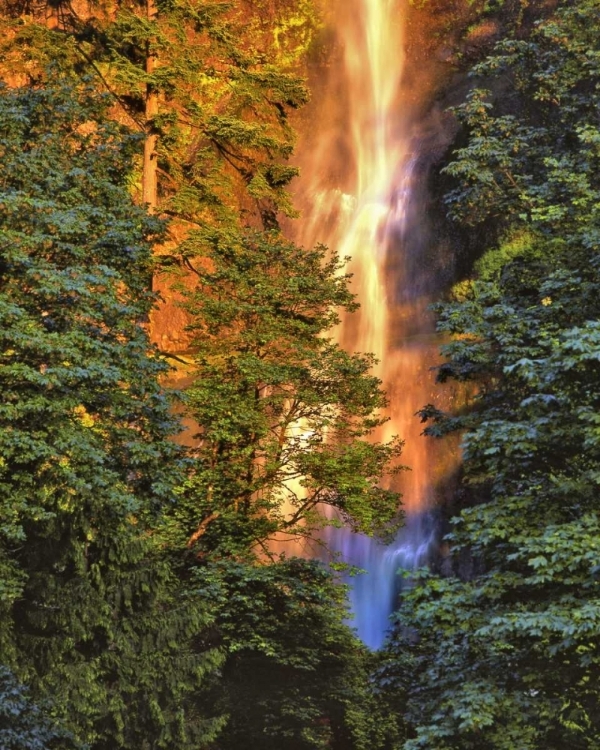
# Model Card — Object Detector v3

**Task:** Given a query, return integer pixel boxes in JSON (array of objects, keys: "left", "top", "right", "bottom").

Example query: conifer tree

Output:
[
  {"left": 201, "top": 558, "right": 388, "bottom": 750},
  {"left": 0, "top": 668, "right": 76, "bottom": 749},
  {"left": 0, "top": 0, "right": 316, "bottom": 229},
  {"left": 0, "top": 78, "right": 222, "bottom": 749}
]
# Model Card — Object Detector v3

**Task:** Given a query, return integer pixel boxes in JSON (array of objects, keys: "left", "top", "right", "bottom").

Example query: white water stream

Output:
[{"left": 293, "top": 0, "right": 455, "bottom": 648}]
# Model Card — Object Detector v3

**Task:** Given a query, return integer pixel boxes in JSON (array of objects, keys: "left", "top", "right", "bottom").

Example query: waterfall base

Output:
[{"left": 327, "top": 511, "right": 439, "bottom": 649}]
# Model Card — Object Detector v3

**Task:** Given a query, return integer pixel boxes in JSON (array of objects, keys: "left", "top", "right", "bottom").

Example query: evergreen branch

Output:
[{"left": 74, "top": 45, "right": 145, "bottom": 132}]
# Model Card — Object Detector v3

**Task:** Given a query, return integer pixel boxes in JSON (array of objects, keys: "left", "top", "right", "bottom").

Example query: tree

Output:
[
  {"left": 382, "top": 3, "right": 600, "bottom": 748},
  {"left": 103, "top": 0, "right": 313, "bottom": 227},
  {"left": 0, "top": 0, "right": 317, "bottom": 355},
  {"left": 0, "top": 668, "right": 76, "bottom": 750},
  {"left": 0, "top": 0, "right": 316, "bottom": 229},
  {"left": 0, "top": 78, "right": 222, "bottom": 749},
  {"left": 165, "top": 228, "right": 403, "bottom": 558},
  {"left": 198, "top": 558, "right": 388, "bottom": 750}
]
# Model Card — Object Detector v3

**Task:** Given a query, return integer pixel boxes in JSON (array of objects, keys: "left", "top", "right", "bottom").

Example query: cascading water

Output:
[{"left": 293, "top": 0, "right": 456, "bottom": 649}]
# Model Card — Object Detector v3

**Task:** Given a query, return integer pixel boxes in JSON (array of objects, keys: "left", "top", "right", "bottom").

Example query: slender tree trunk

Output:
[{"left": 142, "top": 0, "right": 158, "bottom": 212}]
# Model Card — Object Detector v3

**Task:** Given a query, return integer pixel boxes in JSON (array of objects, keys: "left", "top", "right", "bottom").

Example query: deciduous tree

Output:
[
  {"left": 0, "top": 78, "right": 222, "bottom": 749},
  {"left": 383, "top": 3, "right": 600, "bottom": 748},
  {"left": 168, "top": 228, "right": 404, "bottom": 558}
]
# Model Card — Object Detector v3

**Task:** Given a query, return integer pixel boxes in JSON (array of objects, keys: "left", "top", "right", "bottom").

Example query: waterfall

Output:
[{"left": 292, "top": 0, "right": 457, "bottom": 649}]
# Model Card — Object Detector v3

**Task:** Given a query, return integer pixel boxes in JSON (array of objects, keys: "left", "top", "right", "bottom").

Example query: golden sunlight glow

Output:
[{"left": 294, "top": 0, "right": 444, "bottom": 515}]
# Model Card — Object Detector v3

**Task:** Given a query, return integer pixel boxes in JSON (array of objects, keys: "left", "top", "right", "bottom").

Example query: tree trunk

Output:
[{"left": 142, "top": 0, "right": 158, "bottom": 212}]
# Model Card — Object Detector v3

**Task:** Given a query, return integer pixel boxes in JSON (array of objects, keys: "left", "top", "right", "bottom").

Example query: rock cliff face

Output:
[{"left": 149, "top": 244, "right": 195, "bottom": 356}]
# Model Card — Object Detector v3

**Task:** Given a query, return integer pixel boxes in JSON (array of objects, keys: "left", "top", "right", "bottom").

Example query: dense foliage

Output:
[
  {"left": 0, "top": 79, "right": 223, "bottom": 750},
  {"left": 0, "top": 6, "right": 398, "bottom": 745},
  {"left": 0, "top": 0, "right": 314, "bottom": 225},
  {"left": 170, "top": 228, "right": 402, "bottom": 557},
  {"left": 0, "top": 668, "right": 75, "bottom": 749},
  {"left": 200, "top": 558, "right": 388, "bottom": 750},
  {"left": 383, "top": 2, "right": 600, "bottom": 748},
  {"left": 3, "top": 0, "right": 599, "bottom": 748}
]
